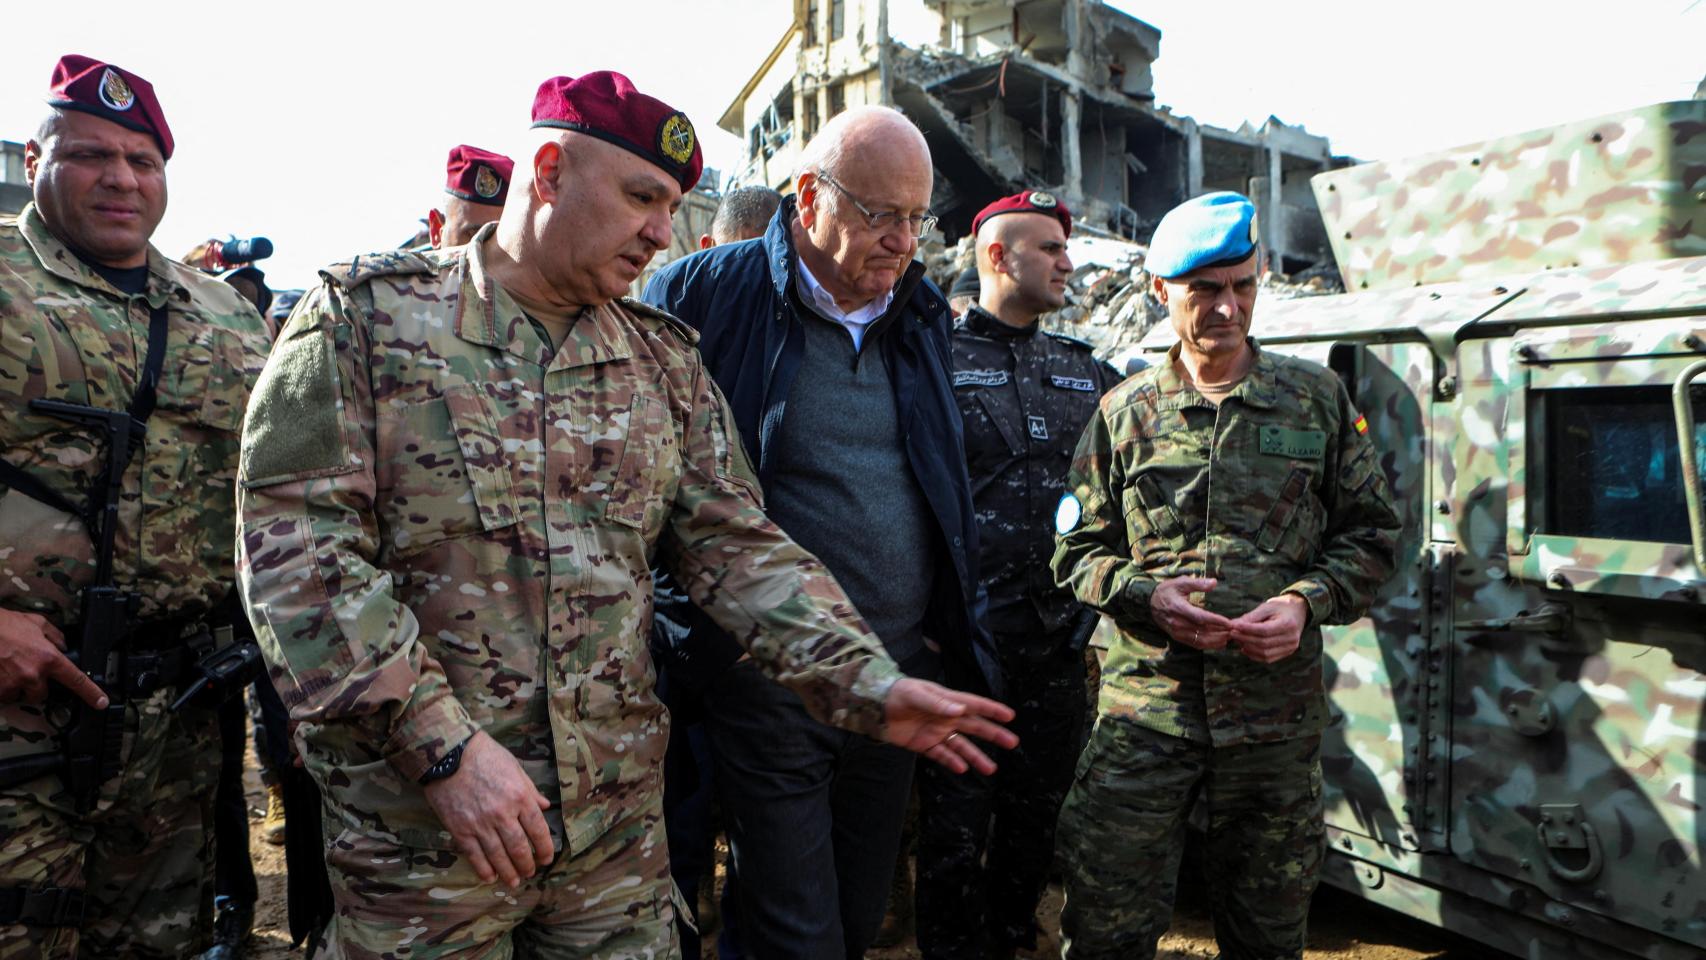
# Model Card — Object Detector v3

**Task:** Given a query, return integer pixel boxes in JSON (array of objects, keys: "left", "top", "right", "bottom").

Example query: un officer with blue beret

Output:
[{"left": 1049, "top": 192, "right": 1401, "bottom": 959}]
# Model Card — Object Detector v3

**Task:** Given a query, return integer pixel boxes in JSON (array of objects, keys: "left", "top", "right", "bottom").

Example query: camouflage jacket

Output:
[
  {"left": 236, "top": 232, "right": 903, "bottom": 854},
  {"left": 1052, "top": 340, "right": 1400, "bottom": 745},
  {"left": 0, "top": 204, "right": 268, "bottom": 628},
  {"left": 951, "top": 305, "right": 1121, "bottom": 638},
  {"left": 0, "top": 204, "right": 268, "bottom": 788}
]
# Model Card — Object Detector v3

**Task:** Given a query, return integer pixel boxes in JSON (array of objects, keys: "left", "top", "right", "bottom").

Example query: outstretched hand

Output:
[{"left": 882, "top": 678, "right": 1018, "bottom": 775}]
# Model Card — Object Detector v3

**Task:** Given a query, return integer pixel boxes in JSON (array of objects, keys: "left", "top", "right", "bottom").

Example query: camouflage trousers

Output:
[
  {"left": 1058, "top": 719, "right": 1324, "bottom": 960},
  {"left": 0, "top": 691, "right": 219, "bottom": 960},
  {"left": 915, "top": 634, "right": 1087, "bottom": 958},
  {"left": 315, "top": 794, "right": 679, "bottom": 959}
]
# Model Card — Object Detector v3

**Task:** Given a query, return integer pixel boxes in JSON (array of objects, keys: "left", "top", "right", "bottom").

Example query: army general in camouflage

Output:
[
  {"left": 917, "top": 191, "right": 1121, "bottom": 960},
  {"left": 236, "top": 71, "right": 1015, "bottom": 959},
  {"left": 0, "top": 55, "right": 270, "bottom": 959},
  {"left": 1050, "top": 192, "right": 1401, "bottom": 960}
]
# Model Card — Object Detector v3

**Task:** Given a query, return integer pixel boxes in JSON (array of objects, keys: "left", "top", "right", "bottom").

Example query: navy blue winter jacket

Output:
[{"left": 642, "top": 199, "right": 999, "bottom": 696}]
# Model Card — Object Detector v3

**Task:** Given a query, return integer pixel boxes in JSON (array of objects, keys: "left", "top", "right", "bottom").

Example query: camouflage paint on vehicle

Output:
[
  {"left": 1314, "top": 100, "right": 1706, "bottom": 292},
  {"left": 1137, "top": 104, "right": 1706, "bottom": 959}
]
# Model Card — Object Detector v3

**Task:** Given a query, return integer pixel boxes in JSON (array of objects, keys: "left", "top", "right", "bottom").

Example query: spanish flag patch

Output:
[{"left": 1353, "top": 414, "right": 1369, "bottom": 435}]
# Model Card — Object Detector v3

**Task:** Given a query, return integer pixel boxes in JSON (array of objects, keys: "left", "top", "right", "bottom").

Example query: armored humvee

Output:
[{"left": 1137, "top": 101, "right": 1705, "bottom": 959}]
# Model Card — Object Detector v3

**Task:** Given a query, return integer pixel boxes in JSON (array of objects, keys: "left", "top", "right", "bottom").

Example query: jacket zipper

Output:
[{"left": 1203, "top": 400, "right": 1224, "bottom": 582}]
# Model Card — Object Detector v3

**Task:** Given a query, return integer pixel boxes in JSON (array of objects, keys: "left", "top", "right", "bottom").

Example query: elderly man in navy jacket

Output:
[{"left": 644, "top": 105, "right": 999, "bottom": 960}]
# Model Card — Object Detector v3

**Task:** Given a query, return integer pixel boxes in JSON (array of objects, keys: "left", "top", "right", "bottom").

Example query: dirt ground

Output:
[
  {"left": 237, "top": 755, "right": 1487, "bottom": 960},
  {"left": 692, "top": 848, "right": 1487, "bottom": 960}
]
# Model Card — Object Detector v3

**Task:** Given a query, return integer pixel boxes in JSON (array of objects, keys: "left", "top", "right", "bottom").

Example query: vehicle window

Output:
[{"left": 1542, "top": 384, "right": 1706, "bottom": 544}]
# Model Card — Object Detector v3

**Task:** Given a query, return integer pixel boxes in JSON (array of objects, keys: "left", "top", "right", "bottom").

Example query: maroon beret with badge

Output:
[
  {"left": 972, "top": 190, "right": 1073, "bottom": 239},
  {"left": 530, "top": 71, "right": 702, "bottom": 192},
  {"left": 46, "top": 54, "right": 174, "bottom": 160},
  {"left": 445, "top": 145, "right": 513, "bottom": 206}
]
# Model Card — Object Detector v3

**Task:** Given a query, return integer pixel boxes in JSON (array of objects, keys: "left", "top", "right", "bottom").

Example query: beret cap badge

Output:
[
  {"left": 474, "top": 165, "right": 501, "bottom": 199},
  {"left": 1028, "top": 191, "right": 1057, "bottom": 209},
  {"left": 660, "top": 113, "right": 696, "bottom": 166},
  {"left": 99, "top": 68, "right": 135, "bottom": 111}
]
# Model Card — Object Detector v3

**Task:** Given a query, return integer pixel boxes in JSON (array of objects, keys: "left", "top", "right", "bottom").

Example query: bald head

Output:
[
  {"left": 792, "top": 106, "right": 934, "bottom": 309},
  {"left": 974, "top": 214, "right": 1028, "bottom": 273},
  {"left": 976, "top": 211, "right": 1072, "bottom": 326},
  {"left": 796, "top": 105, "right": 930, "bottom": 183}
]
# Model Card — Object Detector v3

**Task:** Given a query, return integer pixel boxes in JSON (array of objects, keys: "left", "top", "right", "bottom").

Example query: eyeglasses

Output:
[{"left": 814, "top": 172, "right": 938, "bottom": 240}]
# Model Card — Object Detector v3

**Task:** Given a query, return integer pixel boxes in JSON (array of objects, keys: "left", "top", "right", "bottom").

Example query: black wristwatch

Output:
[{"left": 419, "top": 736, "right": 473, "bottom": 786}]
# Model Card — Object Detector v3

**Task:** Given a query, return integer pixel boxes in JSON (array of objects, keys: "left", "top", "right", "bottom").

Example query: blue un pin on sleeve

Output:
[{"left": 1055, "top": 493, "right": 1082, "bottom": 534}]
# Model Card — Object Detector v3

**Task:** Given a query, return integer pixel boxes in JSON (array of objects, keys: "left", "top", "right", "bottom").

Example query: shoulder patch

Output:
[
  {"left": 240, "top": 310, "right": 357, "bottom": 488},
  {"left": 620, "top": 296, "right": 700, "bottom": 346},
  {"left": 1055, "top": 493, "right": 1083, "bottom": 535},
  {"left": 319, "top": 249, "right": 438, "bottom": 289}
]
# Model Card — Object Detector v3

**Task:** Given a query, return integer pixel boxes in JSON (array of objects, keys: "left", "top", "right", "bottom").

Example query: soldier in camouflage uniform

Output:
[
  {"left": 429, "top": 145, "right": 512, "bottom": 250},
  {"left": 236, "top": 71, "right": 1016, "bottom": 959},
  {"left": 0, "top": 56, "right": 270, "bottom": 959},
  {"left": 1050, "top": 192, "right": 1401, "bottom": 960},
  {"left": 917, "top": 192, "right": 1121, "bottom": 960}
]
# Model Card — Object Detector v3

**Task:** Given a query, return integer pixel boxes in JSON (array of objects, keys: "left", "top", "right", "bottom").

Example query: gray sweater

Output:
[{"left": 763, "top": 308, "right": 936, "bottom": 665}]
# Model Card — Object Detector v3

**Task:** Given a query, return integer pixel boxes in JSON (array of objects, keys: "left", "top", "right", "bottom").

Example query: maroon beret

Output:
[
  {"left": 46, "top": 54, "right": 173, "bottom": 160},
  {"left": 445, "top": 145, "right": 513, "bottom": 206},
  {"left": 530, "top": 71, "right": 702, "bottom": 192},
  {"left": 972, "top": 190, "right": 1073, "bottom": 240}
]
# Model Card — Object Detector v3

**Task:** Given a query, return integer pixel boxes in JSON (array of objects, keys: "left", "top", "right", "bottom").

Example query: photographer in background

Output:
[{"left": 182, "top": 231, "right": 294, "bottom": 960}]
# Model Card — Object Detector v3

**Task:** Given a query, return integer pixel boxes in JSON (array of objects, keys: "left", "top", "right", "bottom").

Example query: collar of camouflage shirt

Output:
[
  {"left": 18, "top": 203, "right": 175, "bottom": 309},
  {"left": 454, "top": 221, "right": 635, "bottom": 372},
  {"left": 1153, "top": 338, "right": 1282, "bottom": 411}
]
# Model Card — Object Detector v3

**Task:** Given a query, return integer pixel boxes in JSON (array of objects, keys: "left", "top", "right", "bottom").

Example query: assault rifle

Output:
[{"left": 0, "top": 398, "right": 144, "bottom": 810}]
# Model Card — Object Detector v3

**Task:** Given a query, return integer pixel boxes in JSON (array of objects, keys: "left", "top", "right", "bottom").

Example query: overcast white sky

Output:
[{"left": 3, "top": 0, "right": 1700, "bottom": 291}]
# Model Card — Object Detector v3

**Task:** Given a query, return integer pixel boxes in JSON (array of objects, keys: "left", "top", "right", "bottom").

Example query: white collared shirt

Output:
[{"left": 795, "top": 256, "right": 895, "bottom": 351}]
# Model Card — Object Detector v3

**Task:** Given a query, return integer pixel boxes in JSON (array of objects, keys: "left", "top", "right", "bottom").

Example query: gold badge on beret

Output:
[
  {"left": 475, "top": 165, "right": 501, "bottom": 199},
  {"left": 99, "top": 68, "right": 135, "bottom": 111},
  {"left": 1028, "top": 191, "right": 1057, "bottom": 209},
  {"left": 1248, "top": 210, "right": 1260, "bottom": 245},
  {"left": 660, "top": 113, "right": 696, "bottom": 166}
]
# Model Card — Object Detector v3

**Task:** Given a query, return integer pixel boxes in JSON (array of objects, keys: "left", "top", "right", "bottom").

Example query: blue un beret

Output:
[{"left": 1146, "top": 191, "right": 1258, "bottom": 279}]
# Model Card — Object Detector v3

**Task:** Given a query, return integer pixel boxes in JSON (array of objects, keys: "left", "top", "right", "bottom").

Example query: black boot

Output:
[{"left": 202, "top": 896, "right": 254, "bottom": 960}]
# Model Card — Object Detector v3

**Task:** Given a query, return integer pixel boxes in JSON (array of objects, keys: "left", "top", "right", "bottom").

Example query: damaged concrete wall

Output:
[
  {"left": 0, "top": 141, "right": 28, "bottom": 217},
  {"left": 719, "top": 0, "right": 1348, "bottom": 274}
]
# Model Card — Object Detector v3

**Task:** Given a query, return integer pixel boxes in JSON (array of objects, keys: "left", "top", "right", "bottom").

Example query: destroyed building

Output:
[
  {"left": 718, "top": 0, "right": 1347, "bottom": 274},
  {"left": 1, "top": 141, "right": 29, "bottom": 217},
  {"left": 633, "top": 170, "right": 724, "bottom": 294}
]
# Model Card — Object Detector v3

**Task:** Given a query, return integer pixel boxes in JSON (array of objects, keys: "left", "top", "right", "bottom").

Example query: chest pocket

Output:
[
  {"left": 603, "top": 392, "right": 679, "bottom": 536},
  {"left": 164, "top": 325, "right": 256, "bottom": 434},
  {"left": 1255, "top": 464, "right": 1326, "bottom": 565},
  {"left": 1123, "top": 472, "right": 1187, "bottom": 550},
  {"left": 1043, "top": 370, "right": 1101, "bottom": 459},
  {"left": 443, "top": 384, "right": 523, "bottom": 532},
  {"left": 377, "top": 387, "right": 521, "bottom": 555},
  {"left": 956, "top": 384, "right": 1024, "bottom": 464}
]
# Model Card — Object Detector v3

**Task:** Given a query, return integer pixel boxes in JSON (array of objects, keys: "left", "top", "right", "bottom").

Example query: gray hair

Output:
[{"left": 710, "top": 186, "right": 783, "bottom": 244}]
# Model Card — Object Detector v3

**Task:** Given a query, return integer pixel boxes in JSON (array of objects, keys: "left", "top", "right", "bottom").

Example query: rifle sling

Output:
[{"left": 0, "top": 300, "right": 170, "bottom": 534}]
